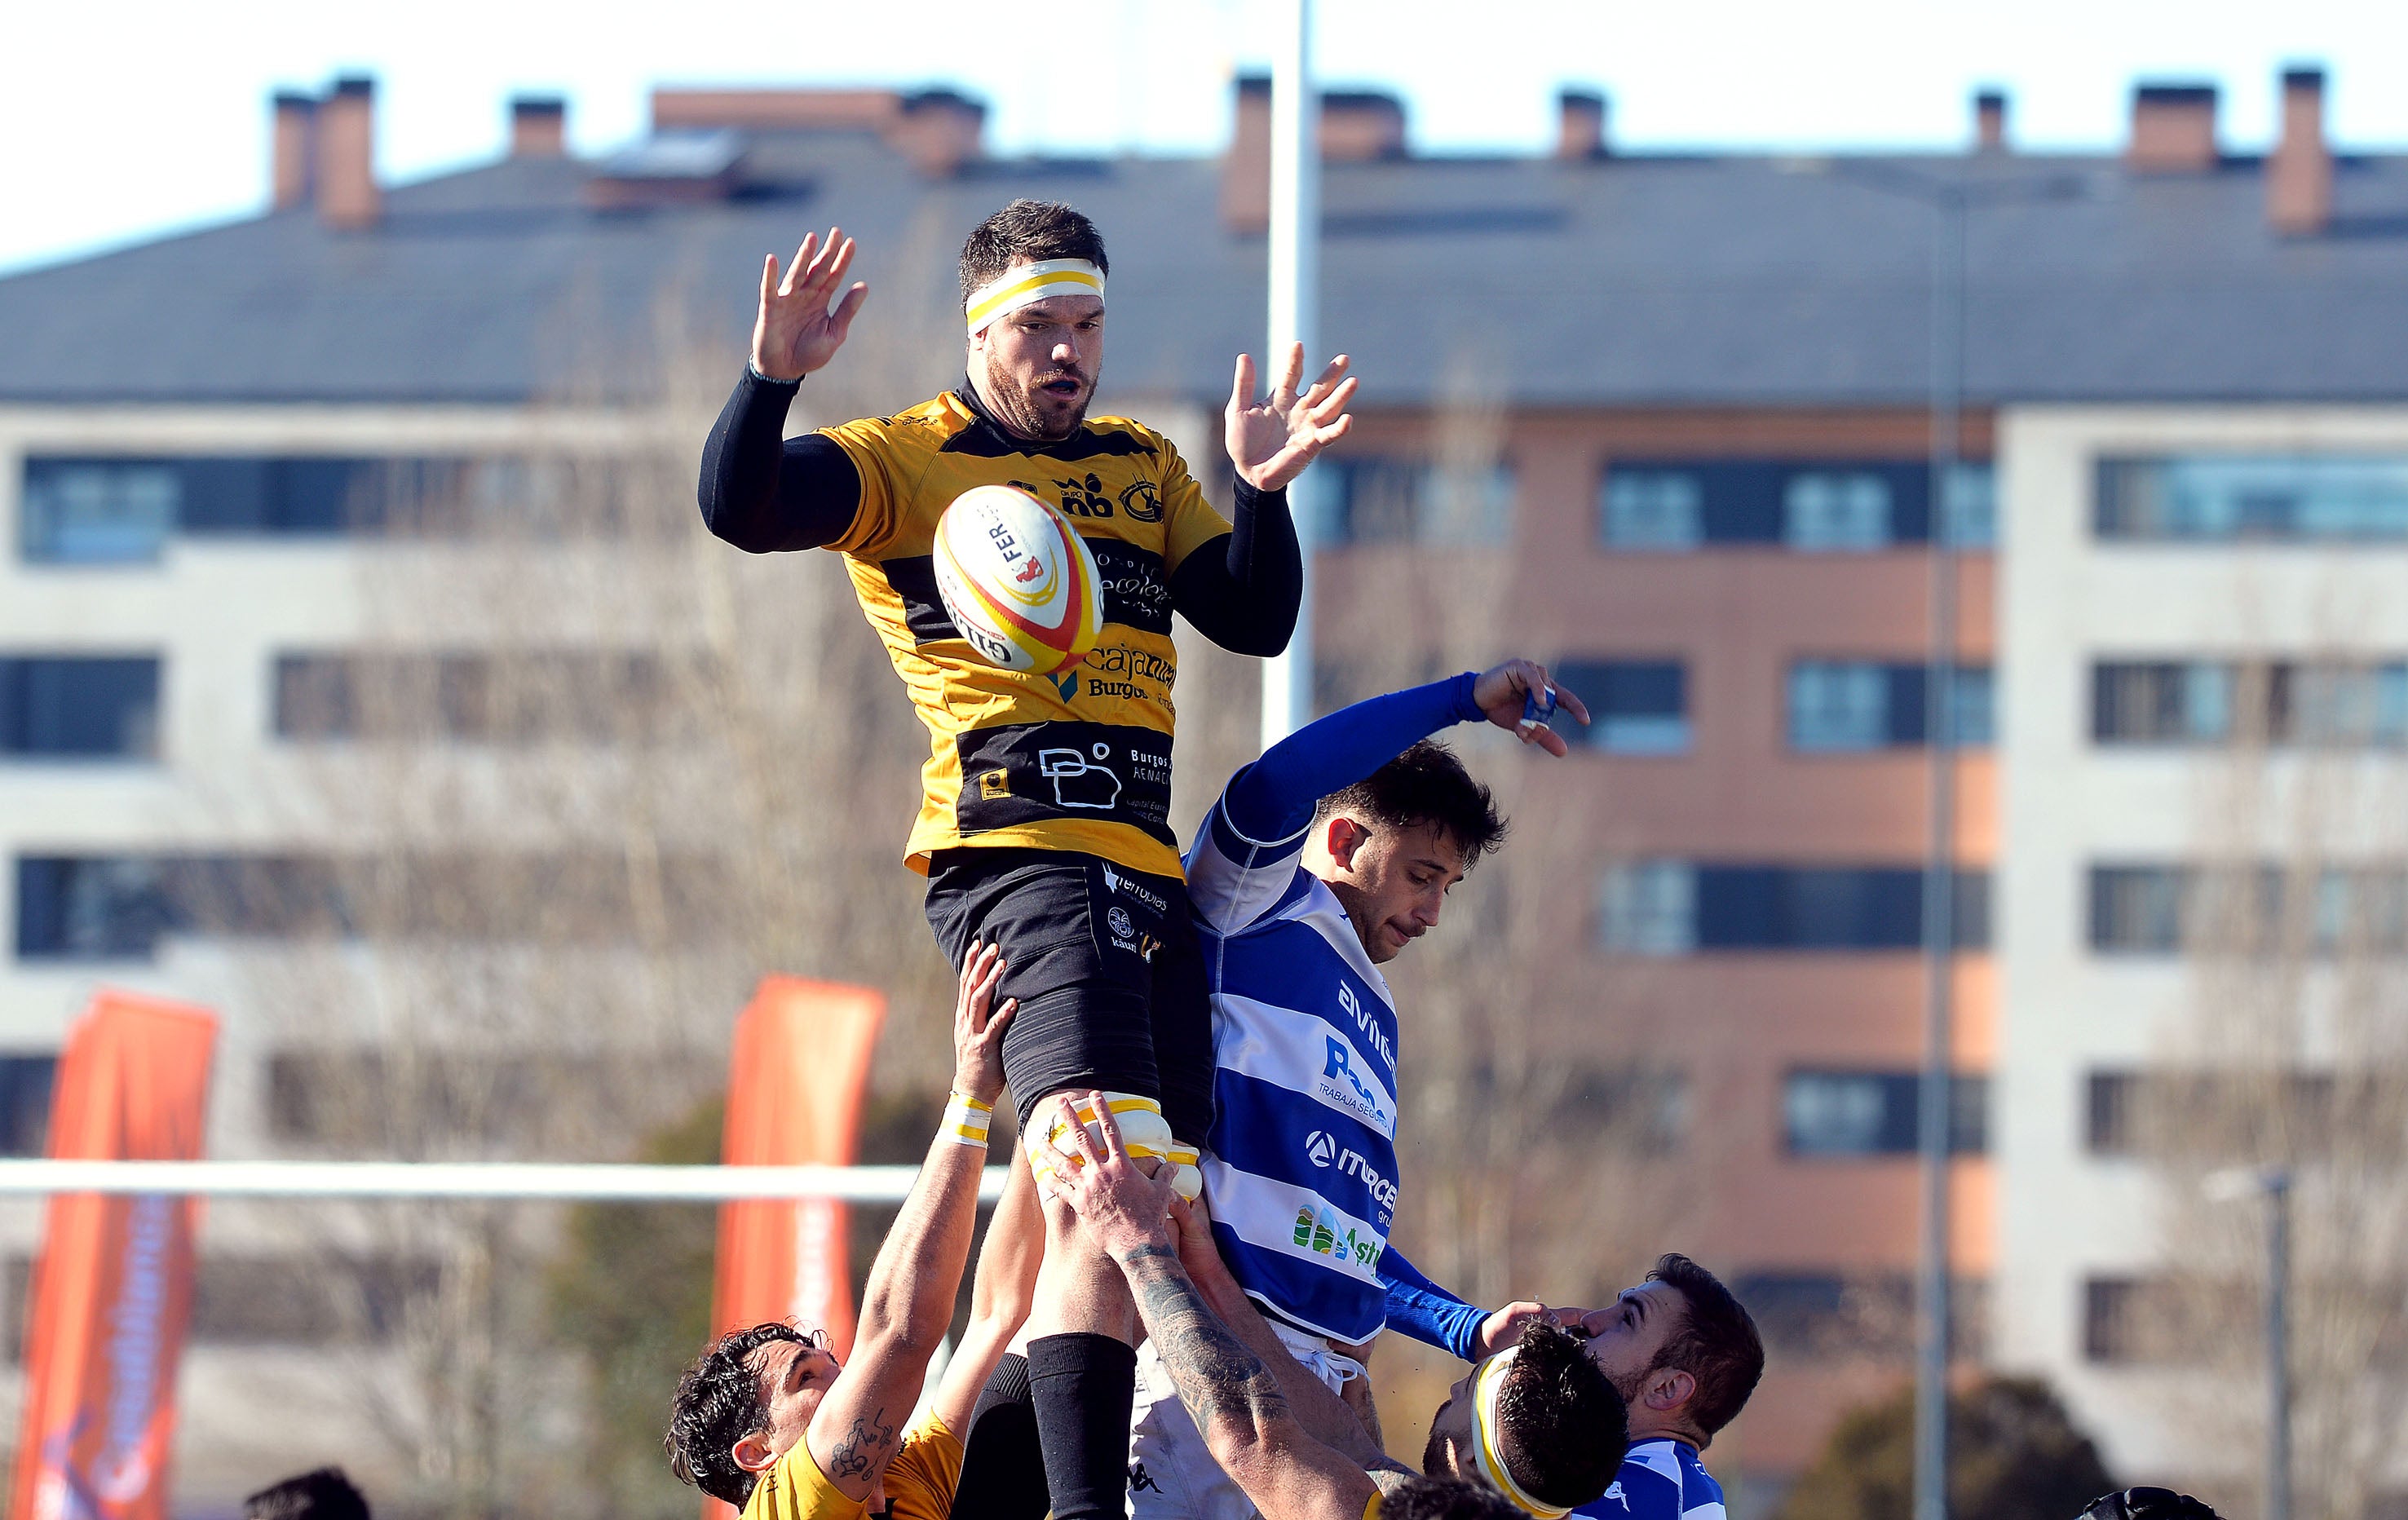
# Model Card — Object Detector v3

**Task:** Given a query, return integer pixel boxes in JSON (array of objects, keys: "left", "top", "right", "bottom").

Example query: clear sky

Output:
[{"left": 6, "top": 0, "right": 2404, "bottom": 276}]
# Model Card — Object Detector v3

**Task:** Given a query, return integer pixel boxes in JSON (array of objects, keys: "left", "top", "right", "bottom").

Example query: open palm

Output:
[
  {"left": 1226, "top": 342, "right": 1358, "bottom": 492},
  {"left": 753, "top": 226, "right": 869, "bottom": 381}
]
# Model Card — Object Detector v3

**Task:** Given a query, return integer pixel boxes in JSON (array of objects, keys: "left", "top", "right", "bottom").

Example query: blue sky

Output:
[{"left": 6, "top": 0, "right": 2404, "bottom": 276}]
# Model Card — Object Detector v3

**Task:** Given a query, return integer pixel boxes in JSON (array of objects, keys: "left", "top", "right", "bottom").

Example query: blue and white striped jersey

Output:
[
  {"left": 1578, "top": 1440, "right": 1728, "bottom": 1520},
  {"left": 1187, "top": 798, "right": 1403, "bottom": 1345}
]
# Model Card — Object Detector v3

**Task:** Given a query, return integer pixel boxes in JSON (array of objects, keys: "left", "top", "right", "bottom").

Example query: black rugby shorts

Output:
[{"left": 923, "top": 846, "right": 1213, "bottom": 1141}]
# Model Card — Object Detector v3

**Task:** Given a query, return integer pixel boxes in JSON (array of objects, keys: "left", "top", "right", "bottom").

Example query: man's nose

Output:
[
  {"left": 1052, "top": 339, "right": 1079, "bottom": 366},
  {"left": 1416, "top": 895, "right": 1443, "bottom": 926}
]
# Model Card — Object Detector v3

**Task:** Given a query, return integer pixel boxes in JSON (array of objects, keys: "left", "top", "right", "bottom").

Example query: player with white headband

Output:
[{"left": 698, "top": 199, "right": 1357, "bottom": 1520}]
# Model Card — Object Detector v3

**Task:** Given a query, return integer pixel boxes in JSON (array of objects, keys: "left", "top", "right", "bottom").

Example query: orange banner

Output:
[
  {"left": 10, "top": 990, "right": 218, "bottom": 1520},
  {"left": 710, "top": 977, "right": 885, "bottom": 1357}
]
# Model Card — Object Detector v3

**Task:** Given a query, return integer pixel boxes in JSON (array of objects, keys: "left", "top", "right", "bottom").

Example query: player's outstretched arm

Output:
[
  {"left": 928, "top": 1148, "right": 1043, "bottom": 1436},
  {"left": 1050, "top": 1094, "right": 1381, "bottom": 1520},
  {"left": 803, "top": 943, "right": 1015, "bottom": 1500},
  {"left": 1377, "top": 1248, "right": 1547, "bottom": 1362},
  {"left": 699, "top": 227, "right": 873, "bottom": 555}
]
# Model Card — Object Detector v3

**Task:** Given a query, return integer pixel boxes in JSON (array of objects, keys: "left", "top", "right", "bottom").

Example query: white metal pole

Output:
[
  {"left": 0, "top": 1160, "right": 1010, "bottom": 1203},
  {"left": 1260, "top": 0, "right": 1319, "bottom": 747}
]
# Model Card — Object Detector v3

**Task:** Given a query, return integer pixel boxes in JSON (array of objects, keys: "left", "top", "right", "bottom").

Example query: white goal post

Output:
[{"left": 0, "top": 1160, "right": 1010, "bottom": 1203}]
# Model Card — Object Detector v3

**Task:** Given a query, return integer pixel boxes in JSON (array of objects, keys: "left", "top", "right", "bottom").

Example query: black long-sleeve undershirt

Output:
[{"left": 696, "top": 368, "right": 1301, "bottom": 657}]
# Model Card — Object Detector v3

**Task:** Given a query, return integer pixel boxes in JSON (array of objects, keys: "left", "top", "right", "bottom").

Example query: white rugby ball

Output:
[{"left": 932, "top": 485, "right": 1105, "bottom": 675}]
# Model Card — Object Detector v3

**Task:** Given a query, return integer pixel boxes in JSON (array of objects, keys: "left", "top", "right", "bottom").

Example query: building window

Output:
[
  {"left": 0, "top": 1058, "right": 55, "bottom": 1158},
  {"left": 1600, "top": 471, "right": 1703, "bottom": 550},
  {"left": 193, "top": 1256, "right": 437, "bottom": 1345},
  {"left": 2097, "top": 457, "right": 2408, "bottom": 541},
  {"left": 1788, "top": 661, "right": 1993, "bottom": 750},
  {"left": 2094, "top": 660, "right": 2408, "bottom": 747},
  {"left": 2083, "top": 1278, "right": 2141, "bottom": 1363},
  {"left": 2089, "top": 863, "right": 2408, "bottom": 957},
  {"left": 20, "top": 456, "right": 493, "bottom": 564},
  {"left": 1598, "top": 862, "right": 1990, "bottom": 952},
  {"left": 13, "top": 855, "right": 346, "bottom": 961},
  {"left": 273, "top": 651, "right": 669, "bottom": 743},
  {"left": 1600, "top": 459, "right": 1974, "bottom": 550},
  {"left": 1558, "top": 660, "right": 1689, "bottom": 754},
  {"left": 1325, "top": 457, "right": 1513, "bottom": 546},
  {"left": 1784, "top": 473, "right": 1892, "bottom": 550},
  {"left": 0, "top": 657, "right": 159, "bottom": 758},
  {"left": 1783, "top": 1071, "right": 1986, "bottom": 1155},
  {"left": 2086, "top": 1070, "right": 2138, "bottom": 1155},
  {"left": 1597, "top": 861, "right": 1698, "bottom": 955}
]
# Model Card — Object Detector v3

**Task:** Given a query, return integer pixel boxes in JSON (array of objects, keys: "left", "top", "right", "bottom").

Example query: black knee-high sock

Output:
[
  {"left": 950, "top": 1354, "right": 1049, "bottom": 1520},
  {"left": 1027, "top": 1332, "right": 1138, "bottom": 1520}
]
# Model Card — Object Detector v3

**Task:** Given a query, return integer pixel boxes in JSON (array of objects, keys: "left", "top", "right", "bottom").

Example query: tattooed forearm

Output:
[
  {"left": 824, "top": 1405, "right": 897, "bottom": 1481},
  {"left": 1118, "top": 1244, "right": 1293, "bottom": 1450}
]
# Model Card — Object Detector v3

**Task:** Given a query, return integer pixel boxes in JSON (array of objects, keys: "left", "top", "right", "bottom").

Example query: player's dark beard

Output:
[
  {"left": 983, "top": 355, "right": 1093, "bottom": 441},
  {"left": 1420, "top": 1421, "right": 1451, "bottom": 1478}
]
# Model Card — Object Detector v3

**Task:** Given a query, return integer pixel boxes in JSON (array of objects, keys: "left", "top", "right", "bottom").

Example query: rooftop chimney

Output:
[
  {"left": 510, "top": 95, "right": 567, "bottom": 158},
  {"left": 1320, "top": 91, "right": 1406, "bottom": 161},
  {"left": 2127, "top": 82, "right": 2219, "bottom": 173},
  {"left": 890, "top": 90, "right": 987, "bottom": 177},
  {"left": 1974, "top": 89, "right": 2008, "bottom": 152},
  {"left": 1557, "top": 89, "right": 1607, "bottom": 161},
  {"left": 317, "top": 76, "right": 379, "bottom": 230},
  {"left": 271, "top": 91, "right": 318, "bottom": 210},
  {"left": 1223, "top": 75, "right": 1275, "bottom": 233},
  {"left": 2267, "top": 66, "right": 2333, "bottom": 237}
]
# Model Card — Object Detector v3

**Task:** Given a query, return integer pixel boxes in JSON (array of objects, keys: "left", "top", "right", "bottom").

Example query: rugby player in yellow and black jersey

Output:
[{"left": 698, "top": 198, "right": 1359, "bottom": 1520}]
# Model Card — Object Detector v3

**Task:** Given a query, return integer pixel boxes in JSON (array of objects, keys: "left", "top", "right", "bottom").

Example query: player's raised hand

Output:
[
  {"left": 1226, "top": 342, "right": 1358, "bottom": 492},
  {"left": 950, "top": 939, "right": 1016, "bottom": 1108},
  {"left": 1472, "top": 1301, "right": 1550, "bottom": 1358},
  {"left": 753, "top": 227, "right": 869, "bottom": 381},
  {"left": 1471, "top": 658, "right": 1592, "bottom": 758}
]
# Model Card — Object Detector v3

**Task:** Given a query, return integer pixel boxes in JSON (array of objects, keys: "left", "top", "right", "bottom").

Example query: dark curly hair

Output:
[
  {"left": 243, "top": 1468, "right": 369, "bottom": 1520},
  {"left": 1493, "top": 1319, "right": 1629, "bottom": 1509},
  {"left": 1646, "top": 1253, "right": 1764, "bottom": 1439},
  {"left": 665, "top": 1321, "right": 824, "bottom": 1506},
  {"left": 1313, "top": 739, "right": 1508, "bottom": 869},
  {"left": 958, "top": 200, "right": 1109, "bottom": 312},
  {"left": 1381, "top": 1476, "right": 1531, "bottom": 1520}
]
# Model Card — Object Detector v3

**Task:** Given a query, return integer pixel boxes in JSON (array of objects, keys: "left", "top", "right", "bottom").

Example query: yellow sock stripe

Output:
[{"left": 965, "top": 258, "right": 1106, "bottom": 332}]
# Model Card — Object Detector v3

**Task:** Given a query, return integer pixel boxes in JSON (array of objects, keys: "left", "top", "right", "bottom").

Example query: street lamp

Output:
[
  {"left": 2206, "top": 1166, "right": 2293, "bottom": 1520},
  {"left": 1818, "top": 154, "right": 2083, "bottom": 1520}
]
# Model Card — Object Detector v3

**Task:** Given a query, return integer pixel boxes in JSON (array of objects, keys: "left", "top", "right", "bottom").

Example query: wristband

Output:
[{"left": 943, "top": 1091, "right": 993, "bottom": 1148}]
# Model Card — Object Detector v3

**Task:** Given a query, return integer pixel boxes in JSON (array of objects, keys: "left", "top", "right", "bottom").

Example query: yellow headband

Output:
[
  {"left": 1472, "top": 1351, "right": 1572, "bottom": 1520},
  {"left": 965, "top": 258, "right": 1106, "bottom": 334}
]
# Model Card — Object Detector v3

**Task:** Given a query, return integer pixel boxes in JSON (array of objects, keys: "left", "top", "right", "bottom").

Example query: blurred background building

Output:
[{"left": 0, "top": 62, "right": 2404, "bottom": 1518}]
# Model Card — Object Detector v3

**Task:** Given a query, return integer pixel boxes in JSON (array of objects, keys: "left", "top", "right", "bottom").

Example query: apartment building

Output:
[{"left": 0, "top": 61, "right": 2401, "bottom": 1509}]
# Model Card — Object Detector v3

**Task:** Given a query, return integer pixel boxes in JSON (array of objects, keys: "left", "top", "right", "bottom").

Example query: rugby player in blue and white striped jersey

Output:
[{"left": 1125, "top": 661, "right": 1592, "bottom": 1520}]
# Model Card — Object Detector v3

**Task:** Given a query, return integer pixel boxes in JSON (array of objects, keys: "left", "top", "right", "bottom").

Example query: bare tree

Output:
[{"left": 2135, "top": 643, "right": 2408, "bottom": 1520}]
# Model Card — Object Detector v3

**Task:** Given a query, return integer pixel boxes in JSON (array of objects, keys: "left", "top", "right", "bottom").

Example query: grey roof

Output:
[{"left": 6, "top": 120, "right": 2408, "bottom": 410}]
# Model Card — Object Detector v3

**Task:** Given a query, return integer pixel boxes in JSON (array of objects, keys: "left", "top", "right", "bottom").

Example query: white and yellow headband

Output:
[
  {"left": 1472, "top": 1350, "right": 1573, "bottom": 1519},
  {"left": 965, "top": 258, "right": 1106, "bottom": 334}
]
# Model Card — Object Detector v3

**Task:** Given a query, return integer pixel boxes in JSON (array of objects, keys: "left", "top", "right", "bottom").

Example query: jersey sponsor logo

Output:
[
  {"left": 1085, "top": 541, "right": 1173, "bottom": 634},
  {"left": 1039, "top": 744, "right": 1123, "bottom": 809},
  {"left": 1335, "top": 982, "right": 1396, "bottom": 1073},
  {"left": 1600, "top": 1482, "right": 1632, "bottom": 1513},
  {"left": 1049, "top": 669, "right": 1080, "bottom": 701},
  {"left": 1320, "top": 1036, "right": 1392, "bottom": 1129},
  {"left": 1291, "top": 1201, "right": 1381, "bottom": 1266},
  {"left": 1080, "top": 642, "right": 1173, "bottom": 703},
  {"left": 1302, "top": 1128, "right": 1398, "bottom": 1213},
  {"left": 1119, "top": 478, "right": 1164, "bottom": 523},
  {"left": 1101, "top": 863, "right": 1169, "bottom": 916},
  {"left": 1031, "top": 472, "right": 1117, "bottom": 519},
  {"left": 954, "top": 721, "right": 1176, "bottom": 842},
  {"left": 1108, "top": 905, "right": 1136, "bottom": 940}
]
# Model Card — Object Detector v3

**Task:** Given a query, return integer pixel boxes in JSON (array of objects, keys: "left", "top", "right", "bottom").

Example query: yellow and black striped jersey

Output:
[{"left": 819, "top": 387, "right": 1231, "bottom": 878}]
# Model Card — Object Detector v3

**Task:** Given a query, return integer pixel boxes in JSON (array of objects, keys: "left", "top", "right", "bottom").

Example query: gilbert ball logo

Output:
[{"left": 1306, "top": 1130, "right": 1337, "bottom": 1168}]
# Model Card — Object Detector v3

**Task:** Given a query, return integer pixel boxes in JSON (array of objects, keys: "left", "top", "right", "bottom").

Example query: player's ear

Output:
[
  {"left": 731, "top": 1430, "right": 778, "bottom": 1474},
  {"left": 1646, "top": 1367, "right": 1698, "bottom": 1414},
  {"left": 1326, "top": 815, "right": 1369, "bottom": 872}
]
